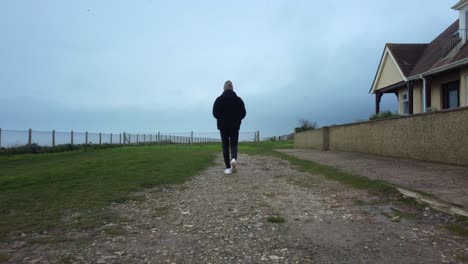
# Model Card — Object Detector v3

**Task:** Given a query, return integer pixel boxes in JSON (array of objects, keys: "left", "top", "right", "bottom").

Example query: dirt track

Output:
[{"left": 2, "top": 154, "right": 468, "bottom": 263}]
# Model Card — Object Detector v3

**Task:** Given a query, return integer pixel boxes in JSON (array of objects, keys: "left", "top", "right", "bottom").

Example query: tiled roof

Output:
[
  {"left": 386, "top": 43, "right": 428, "bottom": 76},
  {"left": 383, "top": 20, "right": 468, "bottom": 79},
  {"left": 409, "top": 20, "right": 461, "bottom": 76}
]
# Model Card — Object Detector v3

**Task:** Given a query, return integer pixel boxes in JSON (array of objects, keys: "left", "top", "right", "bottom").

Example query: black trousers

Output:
[{"left": 220, "top": 129, "right": 239, "bottom": 168}]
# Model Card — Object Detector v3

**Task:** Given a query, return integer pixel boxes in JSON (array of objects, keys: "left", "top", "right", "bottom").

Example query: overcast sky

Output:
[{"left": 0, "top": 0, "right": 459, "bottom": 137}]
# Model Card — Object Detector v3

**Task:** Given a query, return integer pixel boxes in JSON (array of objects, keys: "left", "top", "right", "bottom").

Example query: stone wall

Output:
[{"left": 294, "top": 107, "right": 468, "bottom": 166}]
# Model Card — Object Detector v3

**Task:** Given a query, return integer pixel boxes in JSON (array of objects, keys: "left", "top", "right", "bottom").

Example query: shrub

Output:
[{"left": 369, "top": 111, "right": 400, "bottom": 120}]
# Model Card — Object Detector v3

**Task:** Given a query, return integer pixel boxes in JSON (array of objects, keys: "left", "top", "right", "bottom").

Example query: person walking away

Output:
[{"left": 212, "top": 80, "right": 246, "bottom": 175}]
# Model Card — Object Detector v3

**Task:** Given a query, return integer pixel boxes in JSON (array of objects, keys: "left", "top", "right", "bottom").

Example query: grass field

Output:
[{"left": 0, "top": 144, "right": 219, "bottom": 240}]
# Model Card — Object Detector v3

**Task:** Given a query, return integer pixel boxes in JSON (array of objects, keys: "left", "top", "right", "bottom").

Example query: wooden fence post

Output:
[
  {"left": 85, "top": 131, "right": 88, "bottom": 145},
  {"left": 128, "top": 133, "right": 131, "bottom": 144},
  {"left": 52, "top": 130, "right": 55, "bottom": 147},
  {"left": 28, "top": 128, "right": 32, "bottom": 145},
  {"left": 191, "top": 131, "right": 193, "bottom": 144},
  {"left": 110, "top": 133, "right": 113, "bottom": 144},
  {"left": 137, "top": 134, "right": 139, "bottom": 144},
  {"left": 71, "top": 130, "right": 74, "bottom": 145},
  {"left": 120, "top": 133, "right": 122, "bottom": 144},
  {"left": 99, "top": 133, "right": 102, "bottom": 145}
]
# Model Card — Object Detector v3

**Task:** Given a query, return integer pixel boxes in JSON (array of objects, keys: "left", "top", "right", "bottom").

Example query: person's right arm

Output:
[{"left": 239, "top": 98, "right": 246, "bottom": 120}]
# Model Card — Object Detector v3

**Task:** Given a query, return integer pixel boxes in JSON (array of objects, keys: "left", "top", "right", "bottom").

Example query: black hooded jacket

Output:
[{"left": 212, "top": 89, "right": 246, "bottom": 131}]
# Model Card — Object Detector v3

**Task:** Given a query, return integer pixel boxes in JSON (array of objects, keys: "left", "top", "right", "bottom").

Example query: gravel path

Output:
[{"left": 2, "top": 154, "right": 468, "bottom": 263}]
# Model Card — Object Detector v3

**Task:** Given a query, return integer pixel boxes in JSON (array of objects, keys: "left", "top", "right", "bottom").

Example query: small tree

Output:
[{"left": 295, "top": 119, "right": 317, "bottom": 133}]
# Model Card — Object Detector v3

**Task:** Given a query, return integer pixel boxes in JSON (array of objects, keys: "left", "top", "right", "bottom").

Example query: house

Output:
[{"left": 370, "top": 0, "right": 468, "bottom": 115}]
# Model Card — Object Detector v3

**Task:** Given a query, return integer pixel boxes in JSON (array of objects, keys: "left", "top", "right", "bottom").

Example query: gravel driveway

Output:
[{"left": 2, "top": 154, "right": 468, "bottom": 263}]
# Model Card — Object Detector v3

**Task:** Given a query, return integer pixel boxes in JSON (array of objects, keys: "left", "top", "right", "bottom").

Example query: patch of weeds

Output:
[
  {"left": 176, "top": 185, "right": 189, "bottom": 191},
  {"left": 456, "top": 252, "right": 468, "bottom": 263},
  {"left": 399, "top": 197, "right": 427, "bottom": 210},
  {"left": 286, "top": 177, "right": 317, "bottom": 188},
  {"left": 0, "top": 253, "right": 9, "bottom": 263},
  {"left": 352, "top": 197, "right": 387, "bottom": 206},
  {"left": 59, "top": 255, "right": 75, "bottom": 264},
  {"left": 28, "top": 235, "right": 74, "bottom": 245},
  {"left": 71, "top": 210, "right": 117, "bottom": 230},
  {"left": 443, "top": 224, "right": 468, "bottom": 236},
  {"left": 140, "top": 183, "right": 158, "bottom": 188},
  {"left": 263, "top": 192, "right": 277, "bottom": 198},
  {"left": 394, "top": 212, "right": 417, "bottom": 219},
  {"left": 356, "top": 209, "right": 371, "bottom": 216},
  {"left": 110, "top": 197, "right": 128, "bottom": 204},
  {"left": 103, "top": 225, "right": 126, "bottom": 236},
  {"left": 117, "top": 216, "right": 131, "bottom": 223},
  {"left": 152, "top": 206, "right": 170, "bottom": 217},
  {"left": 380, "top": 212, "right": 392, "bottom": 219},
  {"left": 267, "top": 215, "right": 285, "bottom": 223},
  {"left": 352, "top": 198, "right": 368, "bottom": 206},
  {"left": 127, "top": 194, "right": 146, "bottom": 203},
  {"left": 257, "top": 202, "right": 270, "bottom": 208},
  {"left": 455, "top": 215, "right": 468, "bottom": 223}
]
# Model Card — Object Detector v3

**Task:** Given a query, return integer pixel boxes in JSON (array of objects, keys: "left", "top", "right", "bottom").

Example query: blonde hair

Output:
[{"left": 224, "top": 80, "right": 233, "bottom": 91}]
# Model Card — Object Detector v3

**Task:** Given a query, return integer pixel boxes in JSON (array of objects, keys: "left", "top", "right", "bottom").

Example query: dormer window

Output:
[{"left": 453, "top": 0, "right": 468, "bottom": 43}]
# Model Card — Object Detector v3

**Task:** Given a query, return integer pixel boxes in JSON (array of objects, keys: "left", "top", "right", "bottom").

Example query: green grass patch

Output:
[
  {"left": 240, "top": 141, "right": 397, "bottom": 195},
  {"left": 353, "top": 198, "right": 370, "bottom": 206},
  {"left": 152, "top": 206, "right": 171, "bottom": 217},
  {"left": 444, "top": 223, "right": 468, "bottom": 236},
  {"left": 0, "top": 253, "right": 9, "bottom": 263},
  {"left": 286, "top": 177, "right": 318, "bottom": 188},
  {"left": 456, "top": 253, "right": 468, "bottom": 263},
  {"left": 394, "top": 212, "right": 417, "bottom": 219},
  {"left": 58, "top": 255, "right": 75, "bottom": 264},
  {"left": 398, "top": 197, "right": 427, "bottom": 210},
  {"left": 267, "top": 215, "right": 285, "bottom": 223},
  {"left": 102, "top": 225, "right": 127, "bottom": 236},
  {"left": 0, "top": 144, "right": 218, "bottom": 240}
]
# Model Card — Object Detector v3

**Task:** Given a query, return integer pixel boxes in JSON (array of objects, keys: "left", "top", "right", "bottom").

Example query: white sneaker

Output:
[
  {"left": 224, "top": 168, "right": 232, "bottom": 175},
  {"left": 230, "top": 159, "right": 237, "bottom": 173}
]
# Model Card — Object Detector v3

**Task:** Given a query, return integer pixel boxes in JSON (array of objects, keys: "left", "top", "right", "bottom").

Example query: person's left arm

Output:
[{"left": 213, "top": 97, "right": 221, "bottom": 119}]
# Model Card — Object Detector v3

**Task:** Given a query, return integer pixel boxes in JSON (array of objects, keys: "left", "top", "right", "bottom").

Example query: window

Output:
[
  {"left": 402, "top": 92, "right": 409, "bottom": 114},
  {"left": 442, "top": 81, "right": 460, "bottom": 109},
  {"left": 466, "top": 11, "right": 468, "bottom": 32},
  {"left": 465, "top": 76, "right": 468, "bottom": 106}
]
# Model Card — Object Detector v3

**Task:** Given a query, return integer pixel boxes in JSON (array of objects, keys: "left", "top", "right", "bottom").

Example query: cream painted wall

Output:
[
  {"left": 376, "top": 53, "right": 404, "bottom": 90},
  {"left": 398, "top": 88, "right": 407, "bottom": 114},
  {"left": 396, "top": 81, "right": 422, "bottom": 114},
  {"left": 413, "top": 82, "right": 423, "bottom": 114},
  {"left": 460, "top": 67, "right": 468, "bottom": 106},
  {"left": 430, "top": 71, "right": 460, "bottom": 110}
]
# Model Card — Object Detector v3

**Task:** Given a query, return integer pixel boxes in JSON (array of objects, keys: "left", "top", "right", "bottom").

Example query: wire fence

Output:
[{"left": 0, "top": 128, "right": 260, "bottom": 149}]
